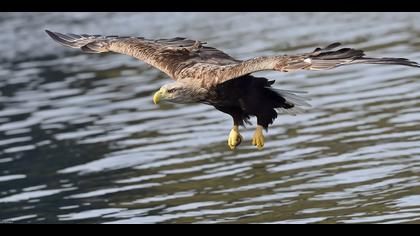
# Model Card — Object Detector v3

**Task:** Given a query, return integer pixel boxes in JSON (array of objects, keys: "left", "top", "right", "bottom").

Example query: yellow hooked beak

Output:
[{"left": 153, "top": 88, "right": 167, "bottom": 105}]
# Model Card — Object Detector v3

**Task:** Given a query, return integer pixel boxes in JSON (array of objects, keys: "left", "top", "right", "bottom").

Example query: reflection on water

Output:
[{"left": 1, "top": 12, "right": 420, "bottom": 223}]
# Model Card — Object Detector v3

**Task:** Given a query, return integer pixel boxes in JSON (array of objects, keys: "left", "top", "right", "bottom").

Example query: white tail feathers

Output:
[
  {"left": 272, "top": 88, "right": 312, "bottom": 107},
  {"left": 277, "top": 106, "right": 307, "bottom": 116},
  {"left": 270, "top": 88, "right": 312, "bottom": 116}
]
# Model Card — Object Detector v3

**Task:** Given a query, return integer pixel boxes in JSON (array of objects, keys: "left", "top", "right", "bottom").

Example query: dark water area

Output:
[{"left": 2, "top": 12, "right": 420, "bottom": 223}]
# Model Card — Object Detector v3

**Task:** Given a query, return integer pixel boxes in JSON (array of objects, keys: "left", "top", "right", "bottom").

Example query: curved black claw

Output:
[{"left": 235, "top": 134, "right": 242, "bottom": 147}]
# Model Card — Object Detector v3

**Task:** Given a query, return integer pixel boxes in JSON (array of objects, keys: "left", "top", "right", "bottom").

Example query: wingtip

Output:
[
  {"left": 45, "top": 30, "right": 76, "bottom": 46},
  {"left": 45, "top": 29, "right": 58, "bottom": 40},
  {"left": 45, "top": 29, "right": 54, "bottom": 36}
]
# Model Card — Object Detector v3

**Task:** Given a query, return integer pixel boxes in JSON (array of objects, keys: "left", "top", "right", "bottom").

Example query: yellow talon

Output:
[
  {"left": 228, "top": 125, "right": 243, "bottom": 150},
  {"left": 252, "top": 125, "right": 265, "bottom": 150}
]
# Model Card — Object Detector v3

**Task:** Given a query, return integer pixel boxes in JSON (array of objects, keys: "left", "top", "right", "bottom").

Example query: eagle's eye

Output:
[{"left": 167, "top": 88, "right": 176, "bottom": 93}]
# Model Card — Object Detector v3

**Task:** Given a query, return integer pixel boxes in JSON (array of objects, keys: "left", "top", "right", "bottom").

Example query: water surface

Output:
[{"left": 1, "top": 12, "right": 420, "bottom": 224}]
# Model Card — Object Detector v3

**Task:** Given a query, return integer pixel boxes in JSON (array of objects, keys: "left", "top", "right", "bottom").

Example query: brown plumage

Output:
[{"left": 45, "top": 30, "right": 420, "bottom": 150}]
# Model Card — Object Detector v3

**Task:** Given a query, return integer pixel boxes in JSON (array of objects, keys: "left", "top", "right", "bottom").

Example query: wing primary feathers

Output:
[
  {"left": 324, "top": 42, "right": 342, "bottom": 50},
  {"left": 351, "top": 57, "right": 420, "bottom": 68},
  {"left": 45, "top": 30, "right": 110, "bottom": 53},
  {"left": 45, "top": 30, "right": 75, "bottom": 47},
  {"left": 305, "top": 43, "right": 420, "bottom": 70},
  {"left": 312, "top": 42, "right": 341, "bottom": 54}
]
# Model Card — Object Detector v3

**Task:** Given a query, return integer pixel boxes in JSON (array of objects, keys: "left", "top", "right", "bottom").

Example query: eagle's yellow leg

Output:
[
  {"left": 252, "top": 125, "right": 265, "bottom": 150},
  {"left": 228, "top": 125, "right": 243, "bottom": 150}
]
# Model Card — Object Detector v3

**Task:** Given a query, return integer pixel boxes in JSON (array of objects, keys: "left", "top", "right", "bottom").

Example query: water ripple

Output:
[{"left": 1, "top": 12, "right": 420, "bottom": 223}]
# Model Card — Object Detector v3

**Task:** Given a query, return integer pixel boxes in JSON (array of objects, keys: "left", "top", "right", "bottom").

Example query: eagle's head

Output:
[{"left": 153, "top": 82, "right": 207, "bottom": 104}]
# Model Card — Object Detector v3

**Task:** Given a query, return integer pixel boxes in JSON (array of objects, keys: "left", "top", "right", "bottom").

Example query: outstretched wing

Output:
[
  {"left": 45, "top": 30, "right": 240, "bottom": 79},
  {"left": 198, "top": 42, "right": 420, "bottom": 84},
  {"left": 281, "top": 42, "right": 420, "bottom": 71}
]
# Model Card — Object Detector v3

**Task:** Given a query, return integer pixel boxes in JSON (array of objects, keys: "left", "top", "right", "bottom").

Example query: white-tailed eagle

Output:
[{"left": 46, "top": 30, "right": 420, "bottom": 150}]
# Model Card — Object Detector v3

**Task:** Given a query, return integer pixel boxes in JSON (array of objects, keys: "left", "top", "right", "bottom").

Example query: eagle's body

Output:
[
  {"left": 212, "top": 75, "right": 295, "bottom": 128},
  {"left": 46, "top": 30, "right": 420, "bottom": 150}
]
